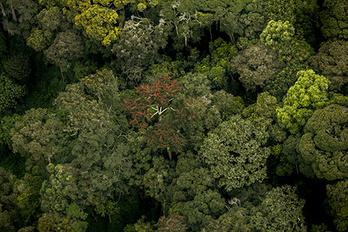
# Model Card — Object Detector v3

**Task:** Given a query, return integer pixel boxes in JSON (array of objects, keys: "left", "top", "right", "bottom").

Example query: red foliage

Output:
[
  {"left": 123, "top": 76, "right": 181, "bottom": 130},
  {"left": 123, "top": 77, "right": 184, "bottom": 153},
  {"left": 157, "top": 214, "right": 187, "bottom": 232}
]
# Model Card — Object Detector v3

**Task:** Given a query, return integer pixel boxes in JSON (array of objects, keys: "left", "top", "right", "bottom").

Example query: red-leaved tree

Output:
[
  {"left": 157, "top": 214, "right": 187, "bottom": 232},
  {"left": 123, "top": 77, "right": 184, "bottom": 159}
]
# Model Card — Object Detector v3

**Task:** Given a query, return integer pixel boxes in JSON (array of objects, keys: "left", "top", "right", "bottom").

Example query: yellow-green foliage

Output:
[
  {"left": 75, "top": 5, "right": 120, "bottom": 46},
  {"left": 260, "top": 20, "right": 295, "bottom": 48},
  {"left": 277, "top": 69, "right": 330, "bottom": 134}
]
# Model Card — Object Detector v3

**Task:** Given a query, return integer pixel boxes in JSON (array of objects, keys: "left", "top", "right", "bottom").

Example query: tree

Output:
[
  {"left": 11, "top": 70, "right": 132, "bottom": 230},
  {"left": 200, "top": 115, "right": 270, "bottom": 191},
  {"left": 0, "top": 73, "right": 26, "bottom": 116},
  {"left": 215, "top": 0, "right": 267, "bottom": 42},
  {"left": 157, "top": 214, "right": 187, "bottom": 232},
  {"left": 320, "top": 0, "right": 348, "bottom": 39},
  {"left": 123, "top": 76, "right": 185, "bottom": 158},
  {"left": 326, "top": 180, "right": 348, "bottom": 232},
  {"left": 3, "top": 53, "right": 31, "bottom": 82},
  {"left": 38, "top": 164, "right": 88, "bottom": 232},
  {"left": 276, "top": 69, "right": 330, "bottom": 134},
  {"left": 212, "top": 90, "right": 244, "bottom": 120},
  {"left": 250, "top": 185, "right": 307, "bottom": 232},
  {"left": 310, "top": 39, "right": 348, "bottom": 91},
  {"left": 0, "top": 167, "right": 18, "bottom": 232},
  {"left": 74, "top": 4, "right": 120, "bottom": 46},
  {"left": 298, "top": 104, "right": 348, "bottom": 180},
  {"left": 26, "top": 28, "right": 53, "bottom": 52},
  {"left": 111, "top": 16, "right": 167, "bottom": 84},
  {"left": 260, "top": 20, "right": 295, "bottom": 48},
  {"left": 44, "top": 30, "right": 84, "bottom": 78},
  {"left": 173, "top": 189, "right": 226, "bottom": 231},
  {"left": 210, "top": 184, "right": 306, "bottom": 232},
  {"left": 231, "top": 42, "right": 281, "bottom": 91}
]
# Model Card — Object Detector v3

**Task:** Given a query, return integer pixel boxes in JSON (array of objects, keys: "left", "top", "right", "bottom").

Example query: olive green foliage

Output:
[
  {"left": 231, "top": 42, "right": 281, "bottom": 91},
  {"left": 265, "top": 39, "right": 314, "bottom": 98},
  {"left": 45, "top": 30, "right": 84, "bottom": 69},
  {"left": 200, "top": 115, "right": 270, "bottom": 191},
  {"left": 173, "top": 189, "right": 226, "bottom": 231},
  {"left": 310, "top": 39, "right": 348, "bottom": 91},
  {"left": 266, "top": 0, "right": 296, "bottom": 24},
  {"left": 38, "top": 164, "right": 88, "bottom": 232},
  {"left": 11, "top": 70, "right": 131, "bottom": 231},
  {"left": 320, "top": 0, "right": 348, "bottom": 39},
  {"left": 213, "top": 90, "right": 244, "bottom": 120},
  {"left": 326, "top": 180, "right": 348, "bottom": 232},
  {"left": 0, "top": 74, "right": 26, "bottom": 115},
  {"left": 243, "top": 91, "right": 286, "bottom": 142},
  {"left": 211, "top": 184, "right": 306, "bottom": 232},
  {"left": 112, "top": 16, "right": 167, "bottom": 83},
  {"left": 26, "top": 28, "right": 53, "bottom": 52},
  {"left": 298, "top": 104, "right": 348, "bottom": 180},
  {"left": 4, "top": 53, "right": 31, "bottom": 82},
  {"left": 260, "top": 20, "right": 295, "bottom": 48},
  {"left": 216, "top": 0, "right": 267, "bottom": 42},
  {"left": 277, "top": 69, "right": 330, "bottom": 134},
  {"left": 250, "top": 185, "right": 306, "bottom": 232},
  {"left": 0, "top": 167, "right": 18, "bottom": 232},
  {"left": 1, "top": 0, "right": 39, "bottom": 37}
]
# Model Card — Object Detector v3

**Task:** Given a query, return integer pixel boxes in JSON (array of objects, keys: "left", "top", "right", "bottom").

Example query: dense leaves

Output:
[
  {"left": 200, "top": 115, "right": 270, "bottom": 191},
  {"left": 0, "top": 0, "right": 346, "bottom": 231}
]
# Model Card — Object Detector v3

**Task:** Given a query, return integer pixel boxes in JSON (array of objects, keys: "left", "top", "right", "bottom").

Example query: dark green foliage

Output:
[
  {"left": 0, "top": 73, "right": 26, "bottom": 115},
  {"left": 112, "top": 16, "right": 167, "bottom": 84},
  {"left": 45, "top": 30, "right": 84, "bottom": 69},
  {"left": 298, "top": 104, "right": 348, "bottom": 180},
  {"left": 250, "top": 185, "right": 307, "bottom": 231},
  {"left": 0, "top": 0, "right": 346, "bottom": 231},
  {"left": 320, "top": 0, "right": 348, "bottom": 39},
  {"left": 209, "top": 184, "right": 306, "bottom": 232},
  {"left": 213, "top": 90, "right": 244, "bottom": 120},
  {"left": 4, "top": 53, "right": 31, "bottom": 82},
  {"left": 310, "top": 39, "right": 348, "bottom": 91},
  {"left": 326, "top": 180, "right": 348, "bottom": 232}
]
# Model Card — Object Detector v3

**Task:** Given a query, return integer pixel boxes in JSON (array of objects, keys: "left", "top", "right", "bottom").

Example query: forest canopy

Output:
[{"left": 0, "top": 0, "right": 347, "bottom": 231}]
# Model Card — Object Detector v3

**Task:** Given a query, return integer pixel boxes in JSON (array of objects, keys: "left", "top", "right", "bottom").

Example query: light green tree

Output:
[
  {"left": 260, "top": 20, "right": 295, "bottom": 48},
  {"left": 277, "top": 69, "right": 330, "bottom": 134}
]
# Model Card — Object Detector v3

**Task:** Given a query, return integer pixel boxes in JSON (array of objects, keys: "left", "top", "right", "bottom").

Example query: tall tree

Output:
[
  {"left": 200, "top": 115, "right": 270, "bottom": 191},
  {"left": 326, "top": 180, "right": 348, "bottom": 232},
  {"left": 276, "top": 69, "right": 330, "bottom": 134},
  {"left": 298, "top": 104, "right": 348, "bottom": 180}
]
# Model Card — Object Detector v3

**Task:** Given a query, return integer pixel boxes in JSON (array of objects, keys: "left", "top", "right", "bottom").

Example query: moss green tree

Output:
[
  {"left": 298, "top": 104, "right": 348, "bottom": 180},
  {"left": 310, "top": 39, "right": 348, "bottom": 91},
  {"left": 200, "top": 115, "right": 270, "bottom": 191},
  {"left": 320, "top": 0, "right": 348, "bottom": 39},
  {"left": 231, "top": 42, "right": 281, "bottom": 91},
  {"left": 0, "top": 73, "right": 26, "bottom": 116},
  {"left": 326, "top": 180, "right": 348, "bottom": 232}
]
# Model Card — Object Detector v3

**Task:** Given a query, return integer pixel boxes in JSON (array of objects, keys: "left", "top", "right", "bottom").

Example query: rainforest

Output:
[{"left": 0, "top": 0, "right": 347, "bottom": 231}]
